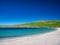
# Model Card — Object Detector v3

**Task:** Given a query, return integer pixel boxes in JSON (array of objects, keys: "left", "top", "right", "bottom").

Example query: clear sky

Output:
[{"left": 0, "top": 0, "right": 60, "bottom": 25}]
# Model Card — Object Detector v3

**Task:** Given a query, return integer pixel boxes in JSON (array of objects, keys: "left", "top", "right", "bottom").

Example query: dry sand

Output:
[{"left": 0, "top": 28, "right": 60, "bottom": 45}]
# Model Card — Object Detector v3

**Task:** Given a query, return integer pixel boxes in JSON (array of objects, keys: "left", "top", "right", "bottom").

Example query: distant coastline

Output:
[{"left": 0, "top": 20, "right": 60, "bottom": 28}]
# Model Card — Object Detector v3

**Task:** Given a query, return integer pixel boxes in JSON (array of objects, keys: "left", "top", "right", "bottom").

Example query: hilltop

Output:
[
  {"left": 12, "top": 20, "right": 60, "bottom": 28},
  {"left": 0, "top": 20, "right": 60, "bottom": 28}
]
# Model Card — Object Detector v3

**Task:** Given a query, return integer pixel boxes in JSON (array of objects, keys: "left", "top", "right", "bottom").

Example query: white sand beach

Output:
[{"left": 0, "top": 28, "right": 60, "bottom": 45}]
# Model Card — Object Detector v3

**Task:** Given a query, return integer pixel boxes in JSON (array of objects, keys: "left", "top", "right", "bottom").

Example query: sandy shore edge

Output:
[{"left": 0, "top": 28, "right": 60, "bottom": 45}]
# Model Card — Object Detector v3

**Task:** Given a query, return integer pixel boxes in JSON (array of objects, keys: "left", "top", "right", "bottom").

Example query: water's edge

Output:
[{"left": 0, "top": 28, "right": 56, "bottom": 39}]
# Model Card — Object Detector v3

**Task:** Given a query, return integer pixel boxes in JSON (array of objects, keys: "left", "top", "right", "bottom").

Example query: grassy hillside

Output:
[{"left": 13, "top": 20, "right": 60, "bottom": 27}]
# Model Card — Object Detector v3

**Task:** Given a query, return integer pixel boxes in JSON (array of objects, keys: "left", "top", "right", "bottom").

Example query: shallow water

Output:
[{"left": 0, "top": 28, "right": 56, "bottom": 38}]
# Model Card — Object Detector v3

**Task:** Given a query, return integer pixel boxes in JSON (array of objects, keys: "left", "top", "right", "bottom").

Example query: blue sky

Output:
[{"left": 0, "top": 0, "right": 60, "bottom": 25}]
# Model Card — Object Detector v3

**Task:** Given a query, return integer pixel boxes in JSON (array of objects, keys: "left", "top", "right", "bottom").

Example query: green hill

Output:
[{"left": 13, "top": 20, "right": 60, "bottom": 27}]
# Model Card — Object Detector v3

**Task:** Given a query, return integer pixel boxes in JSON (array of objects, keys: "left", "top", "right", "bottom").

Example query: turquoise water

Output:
[{"left": 0, "top": 28, "right": 56, "bottom": 38}]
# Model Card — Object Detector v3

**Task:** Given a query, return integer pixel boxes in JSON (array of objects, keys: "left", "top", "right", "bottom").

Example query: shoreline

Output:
[{"left": 0, "top": 28, "right": 60, "bottom": 45}]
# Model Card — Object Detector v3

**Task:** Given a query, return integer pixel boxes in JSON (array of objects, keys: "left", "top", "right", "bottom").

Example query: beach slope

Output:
[{"left": 0, "top": 28, "right": 60, "bottom": 45}]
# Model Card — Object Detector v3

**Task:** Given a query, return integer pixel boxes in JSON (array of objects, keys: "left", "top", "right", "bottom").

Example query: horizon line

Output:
[{"left": 0, "top": 20, "right": 60, "bottom": 25}]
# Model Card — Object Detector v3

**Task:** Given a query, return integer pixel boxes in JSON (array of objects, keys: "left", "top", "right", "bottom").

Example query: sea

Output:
[{"left": 0, "top": 28, "right": 56, "bottom": 39}]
